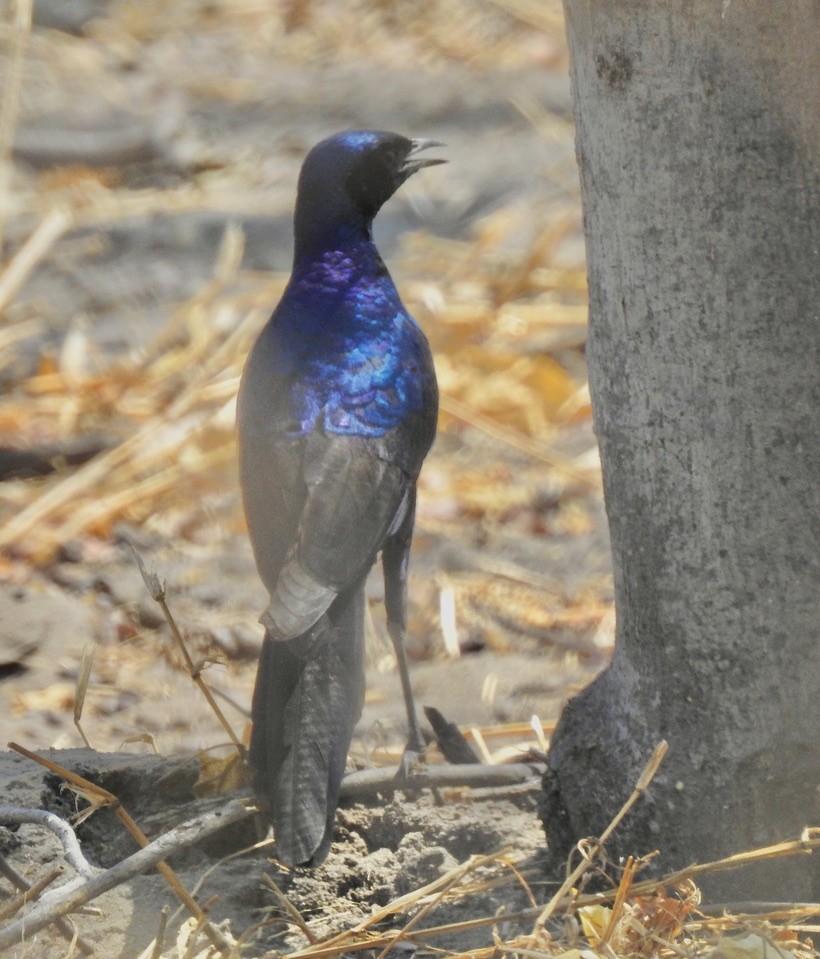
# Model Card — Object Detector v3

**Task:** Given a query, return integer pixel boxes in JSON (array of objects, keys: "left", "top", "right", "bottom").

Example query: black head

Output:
[{"left": 293, "top": 130, "right": 445, "bottom": 259}]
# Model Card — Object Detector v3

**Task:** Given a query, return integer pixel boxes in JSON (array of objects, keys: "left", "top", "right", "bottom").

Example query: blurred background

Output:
[{"left": 0, "top": 0, "right": 613, "bottom": 766}]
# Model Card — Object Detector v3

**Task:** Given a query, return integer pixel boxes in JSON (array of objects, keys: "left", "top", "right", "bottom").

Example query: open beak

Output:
[{"left": 401, "top": 139, "right": 447, "bottom": 176}]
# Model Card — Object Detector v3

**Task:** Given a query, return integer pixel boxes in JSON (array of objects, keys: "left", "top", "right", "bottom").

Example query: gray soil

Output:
[{"left": 1, "top": 749, "right": 551, "bottom": 957}]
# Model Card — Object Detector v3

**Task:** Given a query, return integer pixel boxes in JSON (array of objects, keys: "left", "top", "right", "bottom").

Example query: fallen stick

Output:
[
  {"left": 8, "top": 741, "right": 236, "bottom": 953},
  {"left": 339, "top": 762, "right": 544, "bottom": 799},
  {"left": 0, "top": 798, "right": 252, "bottom": 952},
  {"left": 0, "top": 854, "right": 93, "bottom": 955},
  {"left": 0, "top": 866, "right": 62, "bottom": 922}
]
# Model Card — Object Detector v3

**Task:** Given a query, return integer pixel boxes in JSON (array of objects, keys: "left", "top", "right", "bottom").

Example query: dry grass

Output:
[{"left": 0, "top": 0, "right": 600, "bottom": 659}]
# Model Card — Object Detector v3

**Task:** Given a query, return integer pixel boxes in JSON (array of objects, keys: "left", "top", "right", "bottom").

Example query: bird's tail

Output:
[{"left": 249, "top": 587, "right": 365, "bottom": 867}]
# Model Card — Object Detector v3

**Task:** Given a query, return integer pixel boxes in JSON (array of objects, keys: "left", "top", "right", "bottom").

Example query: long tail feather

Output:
[{"left": 249, "top": 588, "right": 365, "bottom": 866}]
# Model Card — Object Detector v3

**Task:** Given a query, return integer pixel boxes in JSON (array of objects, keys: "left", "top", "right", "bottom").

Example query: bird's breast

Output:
[{"left": 269, "top": 307, "right": 433, "bottom": 440}]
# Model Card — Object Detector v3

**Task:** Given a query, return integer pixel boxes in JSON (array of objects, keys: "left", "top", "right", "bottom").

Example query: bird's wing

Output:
[{"left": 260, "top": 431, "right": 410, "bottom": 641}]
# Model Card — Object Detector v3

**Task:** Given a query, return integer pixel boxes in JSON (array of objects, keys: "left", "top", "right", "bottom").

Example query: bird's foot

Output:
[{"left": 395, "top": 737, "right": 426, "bottom": 782}]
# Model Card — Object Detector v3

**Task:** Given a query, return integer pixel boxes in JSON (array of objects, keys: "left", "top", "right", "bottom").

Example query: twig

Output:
[
  {"left": 0, "top": 854, "right": 92, "bottom": 955},
  {"left": 209, "top": 685, "right": 252, "bottom": 720},
  {"left": 601, "top": 741, "right": 668, "bottom": 844},
  {"left": 0, "top": 797, "right": 252, "bottom": 952},
  {"left": 0, "top": 867, "right": 62, "bottom": 922},
  {"left": 132, "top": 549, "right": 246, "bottom": 754},
  {"left": 6, "top": 742, "right": 244, "bottom": 955},
  {"left": 532, "top": 740, "right": 668, "bottom": 935},
  {"left": 0, "top": 807, "right": 97, "bottom": 879},
  {"left": 150, "top": 904, "right": 171, "bottom": 959},
  {"left": 339, "top": 762, "right": 544, "bottom": 799}
]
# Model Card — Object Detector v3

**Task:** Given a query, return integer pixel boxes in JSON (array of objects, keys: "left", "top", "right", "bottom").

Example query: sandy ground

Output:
[{"left": 1, "top": 747, "right": 557, "bottom": 957}]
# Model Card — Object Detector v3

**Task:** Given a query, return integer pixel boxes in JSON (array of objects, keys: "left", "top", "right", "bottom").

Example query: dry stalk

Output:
[
  {"left": 0, "top": 414, "right": 168, "bottom": 548},
  {"left": 263, "top": 874, "right": 317, "bottom": 945},
  {"left": 599, "top": 854, "right": 639, "bottom": 946},
  {"left": 0, "top": 315, "right": 39, "bottom": 353},
  {"left": 486, "top": 0, "right": 567, "bottom": 33},
  {"left": 164, "top": 834, "right": 276, "bottom": 951},
  {"left": 149, "top": 904, "right": 171, "bottom": 959},
  {"left": 469, "top": 725, "right": 493, "bottom": 764},
  {"left": 502, "top": 858, "right": 539, "bottom": 910},
  {"left": 0, "top": 866, "right": 62, "bottom": 922},
  {"left": 132, "top": 549, "right": 245, "bottom": 754},
  {"left": 58, "top": 443, "right": 234, "bottom": 543},
  {"left": 532, "top": 739, "right": 668, "bottom": 935},
  {"left": 693, "top": 903, "right": 820, "bottom": 922},
  {"left": 373, "top": 854, "right": 494, "bottom": 959},
  {"left": 622, "top": 913, "right": 695, "bottom": 959},
  {"left": 0, "top": 0, "right": 33, "bottom": 256},
  {"left": 0, "top": 853, "right": 92, "bottom": 955},
  {"left": 0, "top": 273, "right": 257, "bottom": 551},
  {"left": 287, "top": 851, "right": 513, "bottom": 959},
  {"left": 623, "top": 829, "right": 820, "bottom": 897},
  {"left": 440, "top": 394, "right": 598, "bottom": 487},
  {"left": 73, "top": 643, "right": 96, "bottom": 749},
  {"left": 492, "top": 213, "right": 578, "bottom": 307},
  {"left": 0, "top": 206, "right": 72, "bottom": 315},
  {"left": 238, "top": 821, "right": 820, "bottom": 959}
]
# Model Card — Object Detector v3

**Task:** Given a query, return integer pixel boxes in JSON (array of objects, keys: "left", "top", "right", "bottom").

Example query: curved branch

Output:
[
  {"left": 0, "top": 806, "right": 97, "bottom": 880},
  {"left": 0, "top": 798, "right": 253, "bottom": 952}
]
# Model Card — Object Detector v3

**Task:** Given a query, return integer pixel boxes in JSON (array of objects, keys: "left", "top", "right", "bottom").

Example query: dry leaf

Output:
[
  {"left": 193, "top": 749, "right": 247, "bottom": 797},
  {"left": 578, "top": 904, "right": 612, "bottom": 945}
]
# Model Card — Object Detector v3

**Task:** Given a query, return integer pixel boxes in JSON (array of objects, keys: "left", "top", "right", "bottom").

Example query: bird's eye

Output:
[{"left": 380, "top": 146, "right": 399, "bottom": 167}]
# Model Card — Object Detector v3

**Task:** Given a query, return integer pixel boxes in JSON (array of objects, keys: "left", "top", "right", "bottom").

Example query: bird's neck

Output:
[
  {"left": 292, "top": 202, "right": 376, "bottom": 264},
  {"left": 290, "top": 212, "right": 390, "bottom": 293}
]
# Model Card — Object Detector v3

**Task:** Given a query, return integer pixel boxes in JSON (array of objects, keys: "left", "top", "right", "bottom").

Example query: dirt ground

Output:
[
  {"left": 1, "top": 747, "right": 556, "bottom": 957},
  {"left": 0, "top": 2, "right": 618, "bottom": 956}
]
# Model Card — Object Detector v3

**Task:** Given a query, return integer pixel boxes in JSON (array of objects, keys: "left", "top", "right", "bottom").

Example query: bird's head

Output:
[{"left": 293, "top": 130, "right": 445, "bottom": 259}]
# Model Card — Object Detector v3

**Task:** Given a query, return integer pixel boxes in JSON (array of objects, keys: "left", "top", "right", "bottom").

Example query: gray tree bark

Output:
[{"left": 541, "top": 0, "right": 820, "bottom": 898}]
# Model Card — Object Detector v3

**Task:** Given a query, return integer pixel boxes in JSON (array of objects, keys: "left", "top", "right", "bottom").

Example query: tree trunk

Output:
[{"left": 541, "top": 0, "right": 820, "bottom": 898}]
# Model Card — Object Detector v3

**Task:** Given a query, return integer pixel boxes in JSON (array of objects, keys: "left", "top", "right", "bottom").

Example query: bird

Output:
[{"left": 237, "top": 130, "right": 443, "bottom": 867}]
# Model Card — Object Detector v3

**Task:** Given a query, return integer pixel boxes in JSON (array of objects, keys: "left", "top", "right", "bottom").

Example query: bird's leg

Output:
[
  {"left": 386, "top": 606, "right": 425, "bottom": 774},
  {"left": 382, "top": 490, "right": 425, "bottom": 779}
]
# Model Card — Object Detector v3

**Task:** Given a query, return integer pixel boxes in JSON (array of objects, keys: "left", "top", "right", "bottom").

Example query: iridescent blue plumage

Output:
[
  {"left": 271, "top": 245, "right": 429, "bottom": 437},
  {"left": 237, "top": 130, "right": 443, "bottom": 867}
]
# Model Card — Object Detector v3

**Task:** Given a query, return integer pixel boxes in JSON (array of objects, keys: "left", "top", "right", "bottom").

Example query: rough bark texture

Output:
[{"left": 542, "top": 0, "right": 820, "bottom": 898}]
